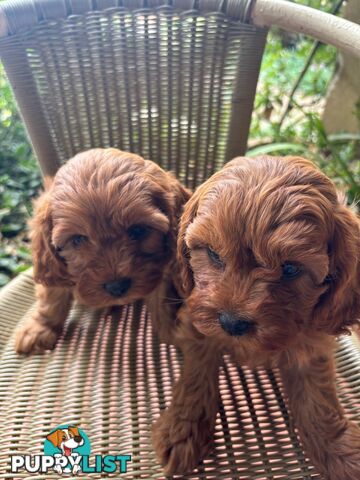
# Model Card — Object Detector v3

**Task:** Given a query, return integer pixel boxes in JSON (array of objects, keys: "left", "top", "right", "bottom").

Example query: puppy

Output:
[
  {"left": 152, "top": 156, "right": 360, "bottom": 479},
  {"left": 15, "top": 148, "right": 190, "bottom": 354},
  {"left": 46, "top": 426, "right": 84, "bottom": 474},
  {"left": 46, "top": 426, "right": 84, "bottom": 456}
]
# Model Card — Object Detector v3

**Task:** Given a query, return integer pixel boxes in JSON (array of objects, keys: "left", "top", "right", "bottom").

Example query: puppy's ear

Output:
[
  {"left": 177, "top": 193, "right": 199, "bottom": 297},
  {"left": 314, "top": 203, "right": 360, "bottom": 334},
  {"left": 46, "top": 430, "right": 62, "bottom": 447},
  {"left": 168, "top": 178, "right": 192, "bottom": 233},
  {"left": 171, "top": 180, "right": 192, "bottom": 221},
  {"left": 30, "top": 186, "right": 69, "bottom": 286}
]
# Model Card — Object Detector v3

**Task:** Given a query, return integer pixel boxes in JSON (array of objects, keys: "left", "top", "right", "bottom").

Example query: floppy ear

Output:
[
  {"left": 30, "top": 186, "right": 69, "bottom": 286},
  {"left": 172, "top": 180, "right": 192, "bottom": 219},
  {"left": 314, "top": 203, "right": 360, "bottom": 334},
  {"left": 142, "top": 160, "right": 191, "bottom": 235},
  {"left": 46, "top": 429, "right": 63, "bottom": 447},
  {"left": 167, "top": 177, "right": 192, "bottom": 239},
  {"left": 176, "top": 193, "right": 200, "bottom": 297}
]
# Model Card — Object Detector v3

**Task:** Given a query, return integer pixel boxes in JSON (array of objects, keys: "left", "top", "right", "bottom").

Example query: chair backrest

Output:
[{"left": 0, "top": 0, "right": 267, "bottom": 189}]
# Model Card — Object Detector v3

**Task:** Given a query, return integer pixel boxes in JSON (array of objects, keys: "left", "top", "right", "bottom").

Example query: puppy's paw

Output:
[
  {"left": 14, "top": 317, "right": 60, "bottom": 354},
  {"left": 152, "top": 407, "right": 214, "bottom": 475}
]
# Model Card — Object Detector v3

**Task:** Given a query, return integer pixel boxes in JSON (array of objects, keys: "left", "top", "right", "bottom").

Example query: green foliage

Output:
[
  {"left": 0, "top": 64, "right": 41, "bottom": 286},
  {"left": 249, "top": 15, "right": 359, "bottom": 205}
]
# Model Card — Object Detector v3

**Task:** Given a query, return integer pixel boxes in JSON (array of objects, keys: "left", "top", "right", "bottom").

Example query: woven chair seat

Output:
[
  {"left": 1, "top": 1, "right": 360, "bottom": 478},
  {"left": 0, "top": 270, "right": 359, "bottom": 479}
]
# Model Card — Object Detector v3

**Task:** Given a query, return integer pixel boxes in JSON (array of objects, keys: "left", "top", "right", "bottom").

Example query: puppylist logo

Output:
[{"left": 11, "top": 424, "right": 131, "bottom": 475}]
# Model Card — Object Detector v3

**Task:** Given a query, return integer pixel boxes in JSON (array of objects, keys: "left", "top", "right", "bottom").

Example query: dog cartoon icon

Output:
[{"left": 46, "top": 425, "right": 84, "bottom": 475}]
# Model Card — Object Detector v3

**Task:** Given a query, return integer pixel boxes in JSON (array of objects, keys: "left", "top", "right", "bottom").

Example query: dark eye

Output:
[
  {"left": 281, "top": 262, "right": 302, "bottom": 280},
  {"left": 207, "top": 247, "right": 225, "bottom": 268},
  {"left": 128, "top": 224, "right": 149, "bottom": 240},
  {"left": 71, "top": 234, "right": 88, "bottom": 247}
]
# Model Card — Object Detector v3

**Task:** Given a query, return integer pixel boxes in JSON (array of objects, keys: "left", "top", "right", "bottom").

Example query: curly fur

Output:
[
  {"left": 15, "top": 148, "right": 190, "bottom": 354},
  {"left": 152, "top": 156, "right": 360, "bottom": 479}
]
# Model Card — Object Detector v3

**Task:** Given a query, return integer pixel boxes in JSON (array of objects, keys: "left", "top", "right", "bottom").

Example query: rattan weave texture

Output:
[
  {"left": 0, "top": 2, "right": 359, "bottom": 479},
  {"left": 0, "top": 3, "right": 266, "bottom": 186},
  {"left": 0, "top": 272, "right": 359, "bottom": 479}
]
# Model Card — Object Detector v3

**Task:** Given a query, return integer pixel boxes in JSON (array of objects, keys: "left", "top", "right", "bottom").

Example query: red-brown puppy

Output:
[
  {"left": 152, "top": 156, "right": 360, "bottom": 479},
  {"left": 15, "top": 148, "right": 190, "bottom": 354}
]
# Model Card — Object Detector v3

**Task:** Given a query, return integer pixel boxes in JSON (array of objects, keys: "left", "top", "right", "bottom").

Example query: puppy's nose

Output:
[
  {"left": 74, "top": 435, "right": 82, "bottom": 443},
  {"left": 218, "top": 312, "right": 253, "bottom": 336},
  {"left": 103, "top": 278, "right": 132, "bottom": 297}
]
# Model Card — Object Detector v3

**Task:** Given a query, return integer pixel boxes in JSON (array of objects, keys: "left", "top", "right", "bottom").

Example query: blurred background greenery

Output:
[
  {"left": 0, "top": 0, "right": 359, "bottom": 286},
  {"left": 0, "top": 63, "right": 41, "bottom": 286}
]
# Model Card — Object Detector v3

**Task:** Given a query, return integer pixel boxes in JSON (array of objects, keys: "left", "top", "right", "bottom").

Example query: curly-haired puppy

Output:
[
  {"left": 152, "top": 156, "right": 360, "bottom": 479},
  {"left": 15, "top": 148, "right": 190, "bottom": 354}
]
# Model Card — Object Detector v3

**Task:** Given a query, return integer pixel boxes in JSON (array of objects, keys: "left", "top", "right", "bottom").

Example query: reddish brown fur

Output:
[
  {"left": 152, "top": 156, "right": 360, "bottom": 479},
  {"left": 15, "top": 148, "right": 190, "bottom": 354}
]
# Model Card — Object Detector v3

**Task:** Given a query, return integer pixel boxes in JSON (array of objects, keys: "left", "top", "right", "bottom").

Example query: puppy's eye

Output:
[
  {"left": 128, "top": 224, "right": 149, "bottom": 240},
  {"left": 281, "top": 262, "right": 302, "bottom": 280},
  {"left": 71, "top": 234, "right": 88, "bottom": 247},
  {"left": 207, "top": 247, "right": 225, "bottom": 268}
]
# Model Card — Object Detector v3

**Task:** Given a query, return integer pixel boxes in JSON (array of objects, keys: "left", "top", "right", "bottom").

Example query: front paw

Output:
[
  {"left": 14, "top": 316, "right": 60, "bottom": 354},
  {"left": 152, "top": 407, "right": 214, "bottom": 475}
]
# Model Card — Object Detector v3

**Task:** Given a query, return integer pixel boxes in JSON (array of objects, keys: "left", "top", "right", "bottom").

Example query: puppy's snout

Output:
[
  {"left": 219, "top": 312, "right": 253, "bottom": 336},
  {"left": 103, "top": 278, "right": 132, "bottom": 297}
]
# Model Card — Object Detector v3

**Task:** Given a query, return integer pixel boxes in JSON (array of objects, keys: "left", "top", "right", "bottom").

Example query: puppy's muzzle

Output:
[
  {"left": 103, "top": 278, "right": 132, "bottom": 297},
  {"left": 219, "top": 312, "right": 253, "bottom": 336}
]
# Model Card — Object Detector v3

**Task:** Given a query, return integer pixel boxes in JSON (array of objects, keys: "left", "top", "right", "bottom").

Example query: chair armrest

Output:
[{"left": 251, "top": 0, "right": 360, "bottom": 59}]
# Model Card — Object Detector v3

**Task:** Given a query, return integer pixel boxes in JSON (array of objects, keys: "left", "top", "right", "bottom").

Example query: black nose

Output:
[
  {"left": 74, "top": 435, "right": 82, "bottom": 443},
  {"left": 103, "top": 278, "right": 132, "bottom": 297},
  {"left": 218, "top": 312, "right": 253, "bottom": 336}
]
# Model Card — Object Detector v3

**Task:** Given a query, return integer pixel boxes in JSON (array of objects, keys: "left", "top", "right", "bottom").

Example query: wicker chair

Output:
[{"left": 0, "top": 1, "right": 359, "bottom": 478}]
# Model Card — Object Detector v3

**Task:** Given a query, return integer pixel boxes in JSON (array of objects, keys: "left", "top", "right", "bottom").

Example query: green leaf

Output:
[
  {"left": 328, "top": 133, "right": 360, "bottom": 143},
  {"left": 0, "top": 272, "right": 10, "bottom": 287},
  {"left": 1, "top": 224, "right": 24, "bottom": 237},
  {"left": 16, "top": 247, "right": 32, "bottom": 261},
  {"left": 0, "top": 257, "right": 18, "bottom": 271},
  {"left": 14, "top": 264, "right": 31, "bottom": 274},
  {"left": 247, "top": 143, "right": 308, "bottom": 156},
  {"left": 0, "top": 208, "right": 11, "bottom": 218}
]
